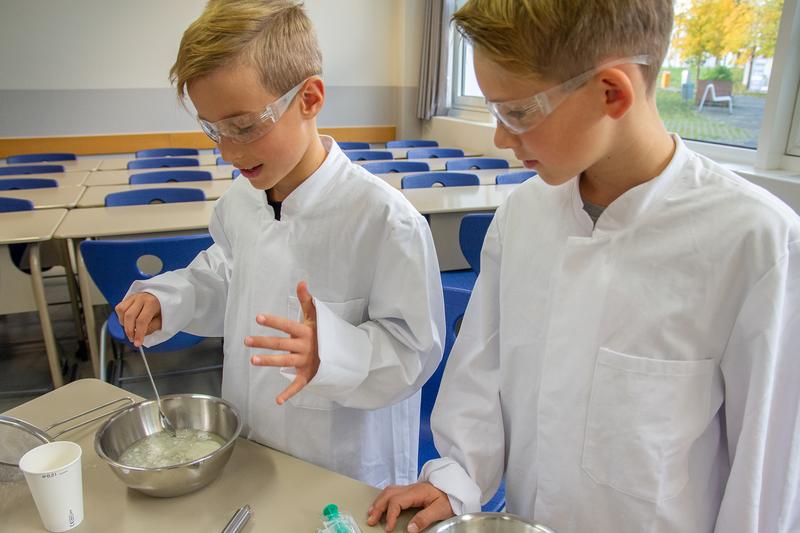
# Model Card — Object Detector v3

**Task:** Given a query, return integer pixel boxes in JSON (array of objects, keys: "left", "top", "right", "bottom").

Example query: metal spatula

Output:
[{"left": 138, "top": 346, "right": 176, "bottom": 437}]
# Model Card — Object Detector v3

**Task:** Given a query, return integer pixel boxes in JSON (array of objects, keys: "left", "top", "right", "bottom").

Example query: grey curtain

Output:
[{"left": 417, "top": 0, "right": 454, "bottom": 120}]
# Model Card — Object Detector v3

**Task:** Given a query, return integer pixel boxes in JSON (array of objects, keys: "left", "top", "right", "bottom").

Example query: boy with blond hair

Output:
[
  {"left": 369, "top": 0, "right": 799, "bottom": 531},
  {"left": 116, "top": 0, "right": 444, "bottom": 488}
]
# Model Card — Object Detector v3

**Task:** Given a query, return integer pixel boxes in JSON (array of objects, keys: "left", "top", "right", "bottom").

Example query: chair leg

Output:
[{"left": 99, "top": 320, "right": 108, "bottom": 382}]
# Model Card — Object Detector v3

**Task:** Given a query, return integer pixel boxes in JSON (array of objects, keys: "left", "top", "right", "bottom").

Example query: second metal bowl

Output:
[
  {"left": 94, "top": 394, "right": 242, "bottom": 497},
  {"left": 427, "top": 512, "right": 556, "bottom": 533}
]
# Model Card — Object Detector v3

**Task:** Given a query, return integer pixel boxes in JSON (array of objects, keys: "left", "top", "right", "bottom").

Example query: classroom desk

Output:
[
  {"left": 84, "top": 166, "right": 233, "bottom": 186},
  {"left": 0, "top": 158, "right": 102, "bottom": 172},
  {"left": 0, "top": 172, "right": 90, "bottom": 187},
  {"left": 55, "top": 201, "right": 217, "bottom": 377},
  {"left": 0, "top": 209, "right": 69, "bottom": 388},
  {"left": 359, "top": 156, "right": 522, "bottom": 171},
  {"left": 0, "top": 186, "right": 86, "bottom": 209},
  {"left": 382, "top": 147, "right": 482, "bottom": 159},
  {"left": 377, "top": 168, "right": 515, "bottom": 188},
  {"left": 77, "top": 181, "right": 233, "bottom": 208},
  {"left": 97, "top": 154, "right": 218, "bottom": 171},
  {"left": 1, "top": 379, "right": 412, "bottom": 532},
  {"left": 402, "top": 184, "right": 519, "bottom": 270}
]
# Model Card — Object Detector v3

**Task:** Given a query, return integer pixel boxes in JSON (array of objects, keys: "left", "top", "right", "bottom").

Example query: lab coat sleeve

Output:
[
  {"left": 299, "top": 213, "right": 445, "bottom": 409},
  {"left": 716, "top": 240, "right": 800, "bottom": 533},
  {"left": 125, "top": 209, "right": 233, "bottom": 346},
  {"left": 419, "top": 213, "right": 506, "bottom": 514}
]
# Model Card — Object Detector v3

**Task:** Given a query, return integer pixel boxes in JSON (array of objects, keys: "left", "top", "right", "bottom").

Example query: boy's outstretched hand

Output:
[
  {"left": 115, "top": 292, "right": 162, "bottom": 347},
  {"left": 246, "top": 281, "right": 320, "bottom": 405},
  {"left": 367, "top": 482, "right": 455, "bottom": 532}
]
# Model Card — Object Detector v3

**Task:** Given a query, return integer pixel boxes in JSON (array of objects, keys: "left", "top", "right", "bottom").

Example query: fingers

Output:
[
  {"left": 249, "top": 353, "right": 302, "bottom": 368},
  {"left": 115, "top": 295, "right": 134, "bottom": 324},
  {"left": 275, "top": 376, "right": 308, "bottom": 405},
  {"left": 133, "top": 299, "right": 160, "bottom": 347},
  {"left": 122, "top": 298, "right": 145, "bottom": 343},
  {"left": 244, "top": 335, "right": 305, "bottom": 354},
  {"left": 256, "top": 313, "right": 308, "bottom": 338},
  {"left": 367, "top": 483, "right": 452, "bottom": 532},
  {"left": 406, "top": 498, "right": 454, "bottom": 533},
  {"left": 296, "top": 281, "right": 316, "bottom": 321},
  {"left": 367, "top": 485, "right": 409, "bottom": 528},
  {"left": 119, "top": 294, "right": 160, "bottom": 347}
]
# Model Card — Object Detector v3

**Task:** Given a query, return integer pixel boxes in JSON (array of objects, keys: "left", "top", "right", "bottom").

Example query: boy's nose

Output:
[
  {"left": 493, "top": 123, "right": 520, "bottom": 150},
  {"left": 217, "top": 137, "right": 243, "bottom": 165}
]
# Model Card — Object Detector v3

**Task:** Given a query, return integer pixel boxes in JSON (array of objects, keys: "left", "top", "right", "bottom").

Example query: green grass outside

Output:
[{"left": 655, "top": 89, "right": 753, "bottom": 143}]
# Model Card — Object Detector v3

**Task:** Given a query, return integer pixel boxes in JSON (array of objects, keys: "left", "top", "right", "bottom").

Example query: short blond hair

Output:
[
  {"left": 170, "top": 0, "right": 322, "bottom": 98},
  {"left": 453, "top": 0, "right": 673, "bottom": 91}
]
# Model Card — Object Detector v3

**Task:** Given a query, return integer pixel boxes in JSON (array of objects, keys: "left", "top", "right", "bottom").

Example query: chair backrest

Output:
[
  {"left": 213, "top": 147, "right": 221, "bottom": 154},
  {"left": 232, "top": 169, "right": 241, "bottom": 178},
  {"left": 216, "top": 157, "right": 228, "bottom": 165},
  {"left": 386, "top": 140, "right": 439, "bottom": 148},
  {"left": 459, "top": 213, "right": 493, "bottom": 274},
  {"left": 337, "top": 141, "right": 370, "bottom": 150},
  {"left": 419, "top": 286, "right": 472, "bottom": 467},
  {"left": 128, "top": 170, "right": 212, "bottom": 185},
  {"left": 361, "top": 161, "right": 430, "bottom": 174},
  {"left": 6, "top": 153, "right": 76, "bottom": 164},
  {"left": 80, "top": 234, "right": 214, "bottom": 307},
  {"left": 104, "top": 187, "right": 206, "bottom": 207},
  {"left": 135, "top": 148, "right": 199, "bottom": 158},
  {"left": 0, "top": 165, "right": 65, "bottom": 176},
  {"left": 400, "top": 172, "right": 479, "bottom": 189},
  {"left": 344, "top": 150, "right": 393, "bottom": 161},
  {"left": 445, "top": 158, "right": 510, "bottom": 171},
  {"left": 495, "top": 170, "right": 536, "bottom": 185},
  {"left": 407, "top": 148, "right": 464, "bottom": 159},
  {"left": 0, "top": 197, "right": 35, "bottom": 212},
  {"left": 126, "top": 157, "right": 199, "bottom": 170},
  {"left": 0, "top": 178, "right": 58, "bottom": 190}
]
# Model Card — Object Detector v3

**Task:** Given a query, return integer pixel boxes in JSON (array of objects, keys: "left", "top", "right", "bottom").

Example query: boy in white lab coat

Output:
[
  {"left": 116, "top": 0, "right": 444, "bottom": 488},
  {"left": 369, "top": 1, "right": 799, "bottom": 532}
]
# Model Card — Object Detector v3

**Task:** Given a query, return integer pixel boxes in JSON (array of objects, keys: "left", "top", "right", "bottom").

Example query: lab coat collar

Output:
[
  {"left": 278, "top": 135, "right": 347, "bottom": 219},
  {"left": 571, "top": 134, "right": 687, "bottom": 233}
]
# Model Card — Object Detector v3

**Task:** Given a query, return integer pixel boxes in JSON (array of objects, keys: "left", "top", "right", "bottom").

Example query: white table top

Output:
[
  {"left": 402, "top": 183, "right": 518, "bottom": 215},
  {"left": 97, "top": 154, "right": 218, "bottom": 171},
  {"left": 55, "top": 200, "right": 216, "bottom": 239},
  {"left": 359, "top": 157, "right": 521, "bottom": 172},
  {"left": 78, "top": 181, "right": 233, "bottom": 208},
  {"left": 0, "top": 158, "right": 102, "bottom": 172},
  {"left": 85, "top": 167, "right": 233, "bottom": 186},
  {"left": 1, "top": 379, "right": 410, "bottom": 532},
  {"left": 0, "top": 186, "right": 85, "bottom": 209},
  {"left": 381, "top": 147, "right": 482, "bottom": 159},
  {"left": 0, "top": 208, "right": 68, "bottom": 244},
  {"left": 377, "top": 168, "right": 522, "bottom": 188}
]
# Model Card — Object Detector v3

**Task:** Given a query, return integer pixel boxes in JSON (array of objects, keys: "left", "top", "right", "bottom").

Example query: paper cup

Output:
[{"left": 19, "top": 441, "right": 84, "bottom": 532}]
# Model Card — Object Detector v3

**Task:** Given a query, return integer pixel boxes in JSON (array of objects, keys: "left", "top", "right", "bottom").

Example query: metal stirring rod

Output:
[{"left": 138, "top": 345, "right": 177, "bottom": 437}]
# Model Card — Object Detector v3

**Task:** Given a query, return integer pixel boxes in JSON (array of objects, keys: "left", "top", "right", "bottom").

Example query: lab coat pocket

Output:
[
  {"left": 284, "top": 296, "right": 366, "bottom": 411},
  {"left": 581, "top": 347, "right": 714, "bottom": 503}
]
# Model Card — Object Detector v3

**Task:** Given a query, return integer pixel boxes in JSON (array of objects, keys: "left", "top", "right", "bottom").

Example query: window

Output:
[{"left": 445, "top": 0, "right": 800, "bottom": 168}]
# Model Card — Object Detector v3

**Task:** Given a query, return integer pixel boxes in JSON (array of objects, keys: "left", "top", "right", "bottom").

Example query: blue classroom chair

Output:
[
  {"left": 232, "top": 169, "right": 241, "bottom": 178},
  {"left": 459, "top": 214, "right": 493, "bottom": 274},
  {"left": 80, "top": 234, "right": 219, "bottom": 383},
  {"left": 0, "top": 165, "right": 65, "bottom": 176},
  {"left": 0, "top": 178, "right": 58, "bottom": 190},
  {"left": 105, "top": 188, "right": 206, "bottom": 207},
  {"left": 361, "top": 161, "right": 430, "bottom": 174},
  {"left": 128, "top": 170, "right": 212, "bottom": 185},
  {"left": 338, "top": 141, "right": 370, "bottom": 150},
  {"left": 135, "top": 148, "right": 199, "bottom": 158},
  {"left": 344, "top": 150, "right": 393, "bottom": 162},
  {"left": 419, "top": 286, "right": 506, "bottom": 511},
  {"left": 445, "top": 158, "right": 509, "bottom": 171},
  {"left": 496, "top": 170, "right": 536, "bottom": 185},
  {"left": 213, "top": 147, "right": 221, "bottom": 154},
  {"left": 386, "top": 139, "right": 439, "bottom": 148},
  {"left": 407, "top": 148, "right": 464, "bottom": 159},
  {"left": 127, "top": 157, "right": 199, "bottom": 170},
  {"left": 400, "top": 172, "right": 479, "bottom": 189},
  {"left": 216, "top": 156, "right": 228, "bottom": 165},
  {"left": 0, "top": 197, "right": 35, "bottom": 212},
  {"left": 6, "top": 153, "right": 76, "bottom": 164}
]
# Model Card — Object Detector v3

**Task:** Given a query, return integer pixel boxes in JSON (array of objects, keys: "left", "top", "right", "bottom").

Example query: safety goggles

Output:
[
  {"left": 197, "top": 78, "right": 308, "bottom": 144},
  {"left": 486, "top": 55, "right": 651, "bottom": 134}
]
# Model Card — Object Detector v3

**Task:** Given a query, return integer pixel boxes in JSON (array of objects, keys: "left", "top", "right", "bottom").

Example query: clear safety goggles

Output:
[
  {"left": 486, "top": 55, "right": 651, "bottom": 134},
  {"left": 197, "top": 78, "right": 308, "bottom": 144}
]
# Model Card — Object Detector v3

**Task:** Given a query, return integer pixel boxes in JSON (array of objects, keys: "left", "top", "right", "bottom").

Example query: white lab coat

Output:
[
  {"left": 421, "top": 136, "right": 800, "bottom": 532},
  {"left": 130, "top": 136, "right": 445, "bottom": 487}
]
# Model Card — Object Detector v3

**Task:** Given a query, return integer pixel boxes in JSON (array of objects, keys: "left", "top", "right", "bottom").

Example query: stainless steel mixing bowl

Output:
[
  {"left": 94, "top": 394, "right": 242, "bottom": 497},
  {"left": 427, "top": 512, "right": 556, "bottom": 533}
]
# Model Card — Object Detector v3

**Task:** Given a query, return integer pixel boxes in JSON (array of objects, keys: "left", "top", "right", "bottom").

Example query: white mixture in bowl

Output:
[{"left": 119, "top": 429, "right": 225, "bottom": 468}]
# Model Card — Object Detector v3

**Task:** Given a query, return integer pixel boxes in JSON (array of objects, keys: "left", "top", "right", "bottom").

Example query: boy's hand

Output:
[
  {"left": 115, "top": 292, "right": 162, "bottom": 347},
  {"left": 367, "top": 482, "right": 455, "bottom": 532},
  {"left": 246, "top": 281, "right": 320, "bottom": 405}
]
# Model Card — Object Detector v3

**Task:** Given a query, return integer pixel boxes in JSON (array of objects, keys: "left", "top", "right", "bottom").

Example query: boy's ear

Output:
[
  {"left": 298, "top": 77, "right": 325, "bottom": 118},
  {"left": 597, "top": 67, "right": 636, "bottom": 120}
]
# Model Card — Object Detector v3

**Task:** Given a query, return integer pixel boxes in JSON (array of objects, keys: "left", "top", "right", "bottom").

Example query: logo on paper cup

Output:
[{"left": 69, "top": 510, "right": 75, "bottom": 527}]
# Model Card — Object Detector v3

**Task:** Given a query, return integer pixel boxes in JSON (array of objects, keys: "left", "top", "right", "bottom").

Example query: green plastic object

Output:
[{"left": 322, "top": 504, "right": 354, "bottom": 533}]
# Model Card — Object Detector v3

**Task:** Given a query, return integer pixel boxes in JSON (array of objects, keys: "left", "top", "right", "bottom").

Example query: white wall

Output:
[{"left": 0, "top": 0, "right": 423, "bottom": 136}]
